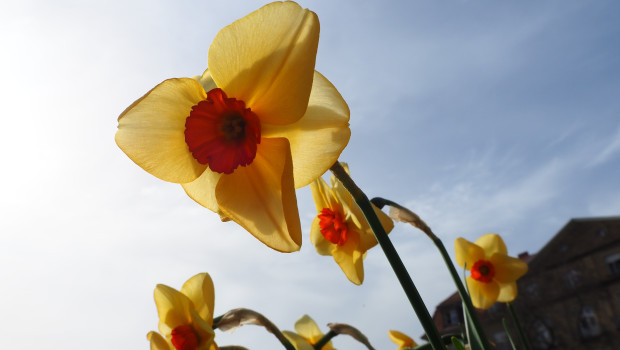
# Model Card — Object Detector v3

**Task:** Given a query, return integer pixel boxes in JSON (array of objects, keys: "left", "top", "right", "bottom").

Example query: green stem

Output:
[
  {"left": 313, "top": 330, "right": 336, "bottom": 350},
  {"left": 507, "top": 302, "right": 532, "bottom": 350},
  {"left": 329, "top": 162, "right": 444, "bottom": 350},
  {"left": 501, "top": 318, "right": 519, "bottom": 350},
  {"left": 370, "top": 197, "right": 492, "bottom": 350},
  {"left": 412, "top": 334, "right": 464, "bottom": 350}
]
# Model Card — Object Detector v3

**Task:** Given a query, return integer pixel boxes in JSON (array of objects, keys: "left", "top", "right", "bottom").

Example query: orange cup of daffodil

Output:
[
  {"left": 455, "top": 233, "right": 528, "bottom": 309},
  {"left": 116, "top": 1, "right": 350, "bottom": 252}
]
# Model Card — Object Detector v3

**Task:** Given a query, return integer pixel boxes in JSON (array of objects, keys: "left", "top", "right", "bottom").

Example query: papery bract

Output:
[{"left": 115, "top": 1, "right": 350, "bottom": 252}]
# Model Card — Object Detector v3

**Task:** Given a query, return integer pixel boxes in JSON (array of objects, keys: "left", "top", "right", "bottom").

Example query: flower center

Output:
[
  {"left": 185, "top": 88, "right": 261, "bottom": 174},
  {"left": 318, "top": 208, "right": 348, "bottom": 246},
  {"left": 171, "top": 325, "right": 199, "bottom": 350},
  {"left": 471, "top": 260, "right": 495, "bottom": 283}
]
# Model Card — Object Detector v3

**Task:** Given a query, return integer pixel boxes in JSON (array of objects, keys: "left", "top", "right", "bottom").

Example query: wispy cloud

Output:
[{"left": 589, "top": 125, "right": 620, "bottom": 166}]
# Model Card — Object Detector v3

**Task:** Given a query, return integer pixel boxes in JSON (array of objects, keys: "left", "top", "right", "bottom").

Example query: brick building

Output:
[{"left": 430, "top": 216, "right": 620, "bottom": 350}]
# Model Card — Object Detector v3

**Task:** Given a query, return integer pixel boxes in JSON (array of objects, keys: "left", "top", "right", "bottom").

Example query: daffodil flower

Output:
[
  {"left": 388, "top": 330, "right": 418, "bottom": 350},
  {"left": 455, "top": 233, "right": 528, "bottom": 309},
  {"left": 310, "top": 164, "right": 394, "bottom": 284},
  {"left": 115, "top": 1, "right": 350, "bottom": 252},
  {"left": 147, "top": 273, "right": 218, "bottom": 350},
  {"left": 283, "top": 315, "right": 335, "bottom": 350}
]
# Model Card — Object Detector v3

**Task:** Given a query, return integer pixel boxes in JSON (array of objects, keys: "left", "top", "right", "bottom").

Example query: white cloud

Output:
[{"left": 589, "top": 125, "right": 620, "bottom": 166}]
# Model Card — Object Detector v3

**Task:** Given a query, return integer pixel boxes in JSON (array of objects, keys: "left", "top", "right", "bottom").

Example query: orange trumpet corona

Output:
[
  {"left": 185, "top": 88, "right": 261, "bottom": 174},
  {"left": 318, "top": 208, "right": 348, "bottom": 246},
  {"left": 171, "top": 325, "right": 200, "bottom": 350}
]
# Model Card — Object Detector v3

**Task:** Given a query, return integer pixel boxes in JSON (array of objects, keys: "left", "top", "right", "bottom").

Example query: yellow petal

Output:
[
  {"left": 332, "top": 231, "right": 364, "bottom": 285},
  {"left": 454, "top": 238, "right": 485, "bottom": 270},
  {"left": 190, "top": 309, "right": 216, "bottom": 350},
  {"left": 216, "top": 137, "right": 301, "bottom": 252},
  {"left": 180, "top": 273, "right": 215, "bottom": 325},
  {"left": 497, "top": 281, "right": 518, "bottom": 303},
  {"left": 283, "top": 331, "right": 316, "bottom": 350},
  {"left": 388, "top": 330, "right": 416, "bottom": 347},
  {"left": 466, "top": 277, "right": 499, "bottom": 310},
  {"left": 294, "top": 315, "right": 323, "bottom": 343},
  {"left": 309, "top": 176, "right": 337, "bottom": 213},
  {"left": 357, "top": 204, "right": 392, "bottom": 253},
  {"left": 182, "top": 168, "right": 223, "bottom": 216},
  {"left": 209, "top": 1, "right": 319, "bottom": 125},
  {"left": 310, "top": 217, "right": 335, "bottom": 256},
  {"left": 147, "top": 331, "right": 171, "bottom": 350},
  {"left": 491, "top": 253, "right": 528, "bottom": 283},
  {"left": 116, "top": 78, "right": 208, "bottom": 183},
  {"left": 154, "top": 284, "right": 193, "bottom": 335},
  {"left": 475, "top": 233, "right": 507, "bottom": 257},
  {"left": 263, "top": 71, "right": 351, "bottom": 188}
]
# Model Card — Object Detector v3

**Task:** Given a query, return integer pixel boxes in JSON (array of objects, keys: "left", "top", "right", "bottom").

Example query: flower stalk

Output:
[
  {"left": 501, "top": 318, "right": 519, "bottom": 350},
  {"left": 370, "top": 197, "right": 493, "bottom": 350},
  {"left": 329, "top": 162, "right": 444, "bottom": 349},
  {"left": 313, "top": 330, "right": 337, "bottom": 350},
  {"left": 507, "top": 302, "right": 532, "bottom": 350}
]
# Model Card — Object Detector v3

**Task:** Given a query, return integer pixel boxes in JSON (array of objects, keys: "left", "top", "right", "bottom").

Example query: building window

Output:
[
  {"left": 531, "top": 318, "right": 554, "bottom": 350},
  {"left": 564, "top": 269, "right": 580, "bottom": 288},
  {"left": 443, "top": 307, "right": 460, "bottom": 327},
  {"left": 605, "top": 253, "right": 620, "bottom": 275},
  {"left": 493, "top": 331, "right": 508, "bottom": 345},
  {"left": 525, "top": 282, "right": 540, "bottom": 300},
  {"left": 579, "top": 306, "right": 601, "bottom": 338}
]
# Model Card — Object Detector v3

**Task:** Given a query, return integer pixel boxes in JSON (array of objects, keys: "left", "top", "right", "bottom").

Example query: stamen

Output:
[
  {"left": 171, "top": 325, "right": 199, "bottom": 350},
  {"left": 318, "top": 208, "right": 348, "bottom": 246},
  {"left": 471, "top": 260, "right": 495, "bottom": 283},
  {"left": 185, "top": 88, "right": 261, "bottom": 174}
]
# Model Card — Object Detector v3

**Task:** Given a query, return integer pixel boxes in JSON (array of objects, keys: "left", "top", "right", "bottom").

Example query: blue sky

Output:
[{"left": 1, "top": 0, "right": 619, "bottom": 349}]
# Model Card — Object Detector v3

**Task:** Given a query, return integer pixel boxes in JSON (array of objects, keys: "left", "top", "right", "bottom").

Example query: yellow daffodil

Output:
[
  {"left": 455, "top": 233, "right": 528, "bottom": 309},
  {"left": 388, "top": 330, "right": 418, "bottom": 350},
  {"left": 115, "top": 1, "right": 350, "bottom": 252},
  {"left": 147, "top": 273, "right": 218, "bottom": 350},
  {"left": 310, "top": 164, "right": 394, "bottom": 284},
  {"left": 282, "top": 332, "right": 315, "bottom": 350},
  {"left": 283, "top": 315, "right": 335, "bottom": 350}
]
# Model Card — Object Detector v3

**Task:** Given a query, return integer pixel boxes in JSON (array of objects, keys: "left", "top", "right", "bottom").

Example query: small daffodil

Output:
[
  {"left": 388, "top": 330, "right": 418, "bottom": 350},
  {"left": 455, "top": 233, "right": 528, "bottom": 309},
  {"left": 147, "top": 273, "right": 218, "bottom": 350},
  {"left": 310, "top": 164, "right": 394, "bottom": 284},
  {"left": 116, "top": 1, "right": 350, "bottom": 252},
  {"left": 283, "top": 315, "right": 335, "bottom": 350}
]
